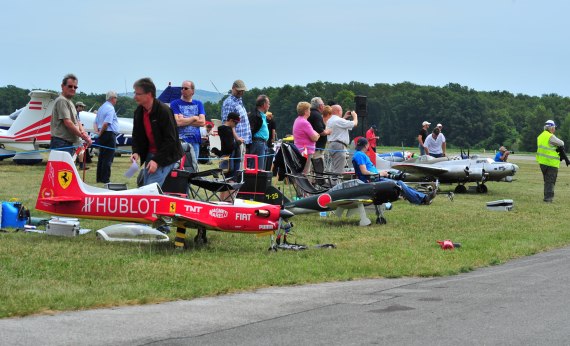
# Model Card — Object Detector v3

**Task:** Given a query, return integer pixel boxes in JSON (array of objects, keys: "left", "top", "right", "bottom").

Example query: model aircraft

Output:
[
  {"left": 36, "top": 151, "right": 294, "bottom": 249},
  {"left": 390, "top": 155, "right": 519, "bottom": 193},
  {"left": 262, "top": 179, "right": 400, "bottom": 226},
  {"left": 255, "top": 142, "right": 402, "bottom": 226},
  {"left": 0, "top": 90, "right": 133, "bottom": 164}
]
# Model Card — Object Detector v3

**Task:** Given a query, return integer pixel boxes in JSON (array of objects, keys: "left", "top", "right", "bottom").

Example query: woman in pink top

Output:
[{"left": 293, "top": 101, "right": 319, "bottom": 174}]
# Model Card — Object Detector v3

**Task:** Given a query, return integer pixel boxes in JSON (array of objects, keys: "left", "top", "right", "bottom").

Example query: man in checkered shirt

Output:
[{"left": 221, "top": 79, "right": 251, "bottom": 172}]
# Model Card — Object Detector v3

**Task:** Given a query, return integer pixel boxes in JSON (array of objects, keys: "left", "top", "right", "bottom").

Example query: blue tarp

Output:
[{"left": 157, "top": 86, "right": 182, "bottom": 104}]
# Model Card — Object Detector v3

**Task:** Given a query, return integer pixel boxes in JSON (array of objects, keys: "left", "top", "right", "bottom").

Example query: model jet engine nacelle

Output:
[
  {"left": 468, "top": 167, "right": 485, "bottom": 181},
  {"left": 442, "top": 165, "right": 470, "bottom": 181}
]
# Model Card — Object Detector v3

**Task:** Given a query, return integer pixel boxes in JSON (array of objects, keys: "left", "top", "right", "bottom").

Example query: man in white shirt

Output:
[
  {"left": 326, "top": 104, "right": 358, "bottom": 180},
  {"left": 424, "top": 127, "right": 446, "bottom": 158}
]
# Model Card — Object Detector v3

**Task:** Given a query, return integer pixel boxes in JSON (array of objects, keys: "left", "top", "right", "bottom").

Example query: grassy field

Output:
[{"left": 1, "top": 149, "right": 569, "bottom": 318}]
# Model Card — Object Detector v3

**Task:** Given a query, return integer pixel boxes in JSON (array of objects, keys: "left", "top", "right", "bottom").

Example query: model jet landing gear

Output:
[
  {"left": 194, "top": 226, "right": 208, "bottom": 245},
  {"left": 374, "top": 204, "right": 388, "bottom": 224},
  {"left": 476, "top": 184, "right": 488, "bottom": 193},
  {"left": 455, "top": 184, "right": 467, "bottom": 194}
]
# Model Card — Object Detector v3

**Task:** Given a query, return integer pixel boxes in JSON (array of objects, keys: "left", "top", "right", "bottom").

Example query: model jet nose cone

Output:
[
  {"left": 280, "top": 209, "right": 294, "bottom": 219},
  {"left": 512, "top": 164, "right": 519, "bottom": 173}
]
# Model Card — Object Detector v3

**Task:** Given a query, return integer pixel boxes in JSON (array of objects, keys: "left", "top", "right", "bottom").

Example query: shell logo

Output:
[{"left": 209, "top": 208, "right": 228, "bottom": 219}]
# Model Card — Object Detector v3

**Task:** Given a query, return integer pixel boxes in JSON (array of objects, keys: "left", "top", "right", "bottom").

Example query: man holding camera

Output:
[
  {"left": 326, "top": 105, "right": 358, "bottom": 181},
  {"left": 494, "top": 146, "right": 510, "bottom": 162}
]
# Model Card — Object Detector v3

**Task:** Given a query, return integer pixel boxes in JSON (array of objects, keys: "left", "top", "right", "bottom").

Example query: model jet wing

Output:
[
  {"left": 40, "top": 196, "right": 83, "bottom": 204},
  {"left": 392, "top": 163, "right": 449, "bottom": 175},
  {"left": 326, "top": 199, "right": 373, "bottom": 209}
]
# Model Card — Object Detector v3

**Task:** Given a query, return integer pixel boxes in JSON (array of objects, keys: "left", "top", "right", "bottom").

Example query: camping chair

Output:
[
  {"left": 161, "top": 147, "right": 243, "bottom": 203},
  {"left": 279, "top": 142, "right": 333, "bottom": 198}
]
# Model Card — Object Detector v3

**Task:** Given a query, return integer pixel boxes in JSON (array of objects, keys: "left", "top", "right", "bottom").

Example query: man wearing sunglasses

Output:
[
  {"left": 170, "top": 80, "right": 206, "bottom": 169},
  {"left": 50, "top": 73, "right": 92, "bottom": 155}
]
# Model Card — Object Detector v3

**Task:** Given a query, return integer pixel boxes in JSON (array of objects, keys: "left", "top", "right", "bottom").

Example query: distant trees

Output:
[{"left": 2, "top": 82, "right": 569, "bottom": 152}]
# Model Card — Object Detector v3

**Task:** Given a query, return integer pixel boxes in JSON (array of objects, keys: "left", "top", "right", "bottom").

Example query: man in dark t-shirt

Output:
[
  {"left": 212, "top": 112, "right": 241, "bottom": 180},
  {"left": 417, "top": 120, "right": 431, "bottom": 156},
  {"left": 308, "top": 97, "right": 331, "bottom": 178}
]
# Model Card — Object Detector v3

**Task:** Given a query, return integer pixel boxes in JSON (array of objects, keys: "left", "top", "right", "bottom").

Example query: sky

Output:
[{"left": 1, "top": 0, "right": 569, "bottom": 97}]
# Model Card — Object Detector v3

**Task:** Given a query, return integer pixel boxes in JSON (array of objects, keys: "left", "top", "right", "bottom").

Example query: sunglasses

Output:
[
  {"left": 182, "top": 87, "right": 193, "bottom": 90},
  {"left": 67, "top": 85, "right": 78, "bottom": 90}
]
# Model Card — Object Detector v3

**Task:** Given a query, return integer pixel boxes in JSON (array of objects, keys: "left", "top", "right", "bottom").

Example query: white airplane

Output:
[{"left": 0, "top": 90, "right": 133, "bottom": 164}]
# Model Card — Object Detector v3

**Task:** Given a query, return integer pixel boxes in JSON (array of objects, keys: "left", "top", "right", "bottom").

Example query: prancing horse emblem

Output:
[{"left": 58, "top": 170, "right": 73, "bottom": 189}]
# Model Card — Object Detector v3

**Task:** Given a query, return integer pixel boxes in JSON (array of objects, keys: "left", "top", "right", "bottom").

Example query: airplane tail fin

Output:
[
  {"left": 263, "top": 185, "right": 290, "bottom": 205},
  {"left": 5, "top": 91, "right": 57, "bottom": 146},
  {"left": 36, "top": 150, "right": 86, "bottom": 211}
]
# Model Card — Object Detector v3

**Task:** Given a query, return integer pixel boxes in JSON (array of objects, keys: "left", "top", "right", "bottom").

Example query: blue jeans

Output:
[
  {"left": 143, "top": 153, "right": 176, "bottom": 187},
  {"left": 50, "top": 137, "right": 76, "bottom": 156},
  {"left": 379, "top": 178, "right": 426, "bottom": 205},
  {"left": 248, "top": 139, "right": 267, "bottom": 170},
  {"left": 191, "top": 142, "right": 200, "bottom": 163}
]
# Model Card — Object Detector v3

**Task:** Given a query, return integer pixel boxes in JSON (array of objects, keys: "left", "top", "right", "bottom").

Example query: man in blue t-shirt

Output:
[
  {"left": 170, "top": 80, "right": 206, "bottom": 168},
  {"left": 494, "top": 146, "right": 510, "bottom": 162},
  {"left": 353, "top": 138, "right": 436, "bottom": 205}
]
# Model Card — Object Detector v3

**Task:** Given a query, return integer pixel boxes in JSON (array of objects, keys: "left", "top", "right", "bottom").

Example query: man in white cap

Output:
[
  {"left": 536, "top": 120, "right": 565, "bottom": 202},
  {"left": 417, "top": 121, "right": 431, "bottom": 156}
]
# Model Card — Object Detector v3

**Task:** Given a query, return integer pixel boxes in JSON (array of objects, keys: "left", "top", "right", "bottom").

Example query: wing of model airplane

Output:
[
  {"left": 326, "top": 198, "right": 373, "bottom": 209},
  {"left": 392, "top": 163, "right": 449, "bottom": 175}
]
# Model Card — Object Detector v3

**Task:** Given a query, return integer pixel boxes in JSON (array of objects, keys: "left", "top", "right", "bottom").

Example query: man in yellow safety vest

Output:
[{"left": 536, "top": 120, "right": 565, "bottom": 202}]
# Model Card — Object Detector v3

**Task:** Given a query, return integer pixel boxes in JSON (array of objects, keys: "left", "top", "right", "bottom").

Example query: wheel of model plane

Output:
[
  {"left": 194, "top": 227, "right": 208, "bottom": 245},
  {"left": 476, "top": 184, "right": 488, "bottom": 193},
  {"left": 455, "top": 185, "right": 467, "bottom": 193}
]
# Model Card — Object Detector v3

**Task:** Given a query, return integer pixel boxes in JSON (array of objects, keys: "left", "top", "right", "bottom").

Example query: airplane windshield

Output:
[{"left": 330, "top": 179, "right": 364, "bottom": 192}]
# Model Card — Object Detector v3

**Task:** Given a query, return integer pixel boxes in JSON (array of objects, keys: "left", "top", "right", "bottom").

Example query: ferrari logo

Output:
[
  {"left": 169, "top": 202, "right": 176, "bottom": 213},
  {"left": 58, "top": 170, "right": 73, "bottom": 189}
]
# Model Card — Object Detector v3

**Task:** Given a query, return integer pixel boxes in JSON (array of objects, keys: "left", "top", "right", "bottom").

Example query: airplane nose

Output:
[
  {"left": 512, "top": 164, "right": 519, "bottom": 173},
  {"left": 280, "top": 209, "right": 294, "bottom": 219}
]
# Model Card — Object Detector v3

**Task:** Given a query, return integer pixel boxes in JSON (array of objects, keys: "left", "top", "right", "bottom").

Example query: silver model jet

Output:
[{"left": 391, "top": 155, "right": 518, "bottom": 193}]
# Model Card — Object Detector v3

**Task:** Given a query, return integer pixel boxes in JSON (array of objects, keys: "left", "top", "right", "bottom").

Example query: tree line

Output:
[{"left": 2, "top": 82, "right": 569, "bottom": 152}]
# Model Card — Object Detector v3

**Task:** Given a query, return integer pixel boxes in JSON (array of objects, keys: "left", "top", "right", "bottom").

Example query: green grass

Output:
[{"left": 0, "top": 149, "right": 569, "bottom": 318}]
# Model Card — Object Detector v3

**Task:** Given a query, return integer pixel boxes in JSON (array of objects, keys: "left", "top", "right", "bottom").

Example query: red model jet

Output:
[{"left": 36, "top": 151, "right": 293, "bottom": 249}]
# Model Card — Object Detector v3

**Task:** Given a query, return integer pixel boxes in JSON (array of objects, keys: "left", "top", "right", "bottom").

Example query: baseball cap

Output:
[
  {"left": 545, "top": 120, "right": 556, "bottom": 127},
  {"left": 76, "top": 101, "right": 86, "bottom": 107},
  {"left": 422, "top": 121, "right": 431, "bottom": 126},
  {"left": 356, "top": 137, "right": 368, "bottom": 147},
  {"left": 232, "top": 79, "right": 247, "bottom": 91},
  {"left": 437, "top": 123, "right": 442, "bottom": 127}
]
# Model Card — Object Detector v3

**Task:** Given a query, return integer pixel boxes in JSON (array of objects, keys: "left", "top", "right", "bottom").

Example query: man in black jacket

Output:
[
  {"left": 308, "top": 97, "right": 331, "bottom": 177},
  {"left": 130, "top": 77, "right": 184, "bottom": 186},
  {"left": 248, "top": 95, "right": 270, "bottom": 170}
]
